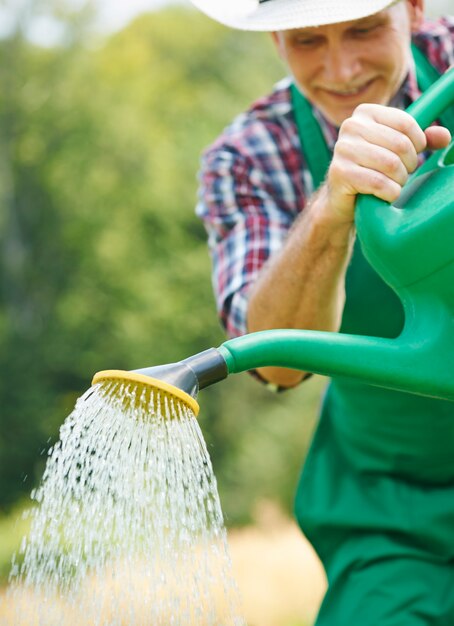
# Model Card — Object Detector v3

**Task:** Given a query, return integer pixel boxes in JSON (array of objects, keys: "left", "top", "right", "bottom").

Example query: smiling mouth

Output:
[{"left": 323, "top": 78, "right": 375, "bottom": 98}]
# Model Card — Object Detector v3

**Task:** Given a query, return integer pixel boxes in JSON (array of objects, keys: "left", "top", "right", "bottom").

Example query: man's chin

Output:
[{"left": 316, "top": 106, "right": 351, "bottom": 128}]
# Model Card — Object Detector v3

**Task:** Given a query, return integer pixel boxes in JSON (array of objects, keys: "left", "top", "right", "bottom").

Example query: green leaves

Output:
[{"left": 0, "top": 5, "right": 321, "bottom": 525}]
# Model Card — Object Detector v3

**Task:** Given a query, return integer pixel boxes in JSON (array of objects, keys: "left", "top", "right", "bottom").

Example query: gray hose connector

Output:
[{"left": 133, "top": 348, "right": 228, "bottom": 399}]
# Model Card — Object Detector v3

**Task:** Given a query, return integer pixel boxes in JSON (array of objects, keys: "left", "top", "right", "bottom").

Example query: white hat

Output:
[{"left": 189, "top": 0, "right": 397, "bottom": 31}]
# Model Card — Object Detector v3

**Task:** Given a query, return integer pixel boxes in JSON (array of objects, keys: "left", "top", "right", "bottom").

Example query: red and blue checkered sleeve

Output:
[
  {"left": 415, "top": 16, "right": 454, "bottom": 71},
  {"left": 196, "top": 144, "right": 296, "bottom": 338}
]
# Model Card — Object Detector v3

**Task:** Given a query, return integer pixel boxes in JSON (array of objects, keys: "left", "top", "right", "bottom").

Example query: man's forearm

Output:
[{"left": 246, "top": 185, "right": 355, "bottom": 387}]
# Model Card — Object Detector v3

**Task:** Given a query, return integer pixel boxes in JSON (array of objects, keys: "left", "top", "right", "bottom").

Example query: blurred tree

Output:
[
  {"left": 0, "top": 0, "right": 102, "bottom": 509},
  {"left": 0, "top": 0, "right": 96, "bottom": 45},
  {"left": 0, "top": 5, "right": 323, "bottom": 523}
]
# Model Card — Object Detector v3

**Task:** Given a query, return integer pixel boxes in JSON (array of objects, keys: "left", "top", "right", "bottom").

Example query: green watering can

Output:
[{"left": 93, "top": 67, "right": 454, "bottom": 413}]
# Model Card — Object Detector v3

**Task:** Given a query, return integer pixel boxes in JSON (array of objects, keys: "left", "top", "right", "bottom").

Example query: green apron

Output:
[{"left": 291, "top": 48, "right": 454, "bottom": 624}]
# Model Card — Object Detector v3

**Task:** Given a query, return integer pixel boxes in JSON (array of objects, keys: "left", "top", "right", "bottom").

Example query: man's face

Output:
[{"left": 272, "top": 0, "right": 424, "bottom": 126}]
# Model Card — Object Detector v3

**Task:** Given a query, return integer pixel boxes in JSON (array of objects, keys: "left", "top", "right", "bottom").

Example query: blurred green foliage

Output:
[
  {"left": 0, "top": 501, "right": 31, "bottom": 582},
  {"left": 0, "top": 4, "right": 325, "bottom": 531}
]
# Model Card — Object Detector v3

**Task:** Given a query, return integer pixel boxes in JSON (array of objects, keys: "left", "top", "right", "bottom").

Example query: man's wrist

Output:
[{"left": 306, "top": 184, "right": 356, "bottom": 250}]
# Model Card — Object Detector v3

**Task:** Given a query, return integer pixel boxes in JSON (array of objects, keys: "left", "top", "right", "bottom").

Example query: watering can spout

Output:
[
  {"left": 217, "top": 321, "right": 454, "bottom": 402},
  {"left": 92, "top": 348, "right": 228, "bottom": 417}
]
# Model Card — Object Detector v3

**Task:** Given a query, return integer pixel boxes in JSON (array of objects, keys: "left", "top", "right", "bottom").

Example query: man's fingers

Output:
[
  {"left": 330, "top": 158, "right": 403, "bottom": 204},
  {"left": 334, "top": 139, "right": 409, "bottom": 187},
  {"left": 354, "top": 103, "right": 428, "bottom": 153},
  {"left": 424, "top": 126, "right": 451, "bottom": 151},
  {"left": 341, "top": 111, "right": 420, "bottom": 174}
]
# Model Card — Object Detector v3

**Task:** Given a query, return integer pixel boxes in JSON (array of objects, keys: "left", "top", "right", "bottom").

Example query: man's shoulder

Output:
[
  {"left": 235, "top": 77, "right": 293, "bottom": 127},
  {"left": 413, "top": 16, "right": 454, "bottom": 72},
  {"left": 204, "top": 77, "right": 295, "bottom": 159}
]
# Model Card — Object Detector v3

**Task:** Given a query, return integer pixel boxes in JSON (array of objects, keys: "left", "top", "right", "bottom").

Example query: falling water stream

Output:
[{"left": 7, "top": 380, "right": 245, "bottom": 625}]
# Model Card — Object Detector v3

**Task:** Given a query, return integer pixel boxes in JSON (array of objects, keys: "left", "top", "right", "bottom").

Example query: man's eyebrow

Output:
[
  {"left": 352, "top": 12, "right": 388, "bottom": 27},
  {"left": 288, "top": 27, "right": 323, "bottom": 36}
]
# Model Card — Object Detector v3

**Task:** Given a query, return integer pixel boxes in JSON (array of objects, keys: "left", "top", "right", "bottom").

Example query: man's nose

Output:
[{"left": 322, "top": 44, "right": 362, "bottom": 84}]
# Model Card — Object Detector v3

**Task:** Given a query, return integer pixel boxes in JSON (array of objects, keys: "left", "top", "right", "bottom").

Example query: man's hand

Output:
[{"left": 325, "top": 103, "right": 452, "bottom": 225}]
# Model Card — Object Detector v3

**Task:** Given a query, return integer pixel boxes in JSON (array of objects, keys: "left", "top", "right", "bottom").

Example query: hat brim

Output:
[{"left": 189, "top": 0, "right": 396, "bottom": 31}]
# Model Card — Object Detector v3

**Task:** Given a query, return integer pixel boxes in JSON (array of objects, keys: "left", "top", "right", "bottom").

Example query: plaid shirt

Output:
[{"left": 196, "top": 17, "right": 454, "bottom": 339}]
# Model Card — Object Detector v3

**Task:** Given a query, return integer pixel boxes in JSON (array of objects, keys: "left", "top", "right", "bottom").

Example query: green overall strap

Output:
[
  {"left": 291, "top": 45, "right": 454, "bottom": 190},
  {"left": 290, "top": 83, "right": 331, "bottom": 189}
]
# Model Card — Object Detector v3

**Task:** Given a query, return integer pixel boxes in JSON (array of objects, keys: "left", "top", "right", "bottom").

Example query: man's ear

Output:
[{"left": 407, "top": 0, "right": 424, "bottom": 32}]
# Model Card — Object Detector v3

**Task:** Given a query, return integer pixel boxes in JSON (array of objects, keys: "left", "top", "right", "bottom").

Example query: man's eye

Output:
[
  {"left": 352, "top": 25, "right": 379, "bottom": 36},
  {"left": 294, "top": 37, "right": 319, "bottom": 47}
]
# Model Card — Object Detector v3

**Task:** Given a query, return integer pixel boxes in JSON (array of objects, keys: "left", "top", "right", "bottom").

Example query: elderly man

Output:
[{"left": 191, "top": 0, "right": 454, "bottom": 623}]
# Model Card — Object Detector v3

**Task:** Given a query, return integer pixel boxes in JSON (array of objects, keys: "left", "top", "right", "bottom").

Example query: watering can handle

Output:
[
  {"left": 355, "top": 67, "right": 454, "bottom": 286},
  {"left": 405, "top": 65, "right": 454, "bottom": 129}
]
